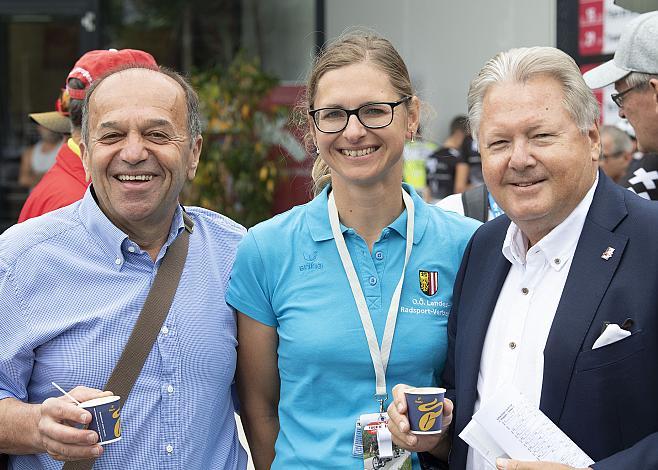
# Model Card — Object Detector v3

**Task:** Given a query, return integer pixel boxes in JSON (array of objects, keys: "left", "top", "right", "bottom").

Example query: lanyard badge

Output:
[
  {"left": 355, "top": 412, "right": 411, "bottom": 467},
  {"left": 328, "top": 187, "right": 414, "bottom": 468}
]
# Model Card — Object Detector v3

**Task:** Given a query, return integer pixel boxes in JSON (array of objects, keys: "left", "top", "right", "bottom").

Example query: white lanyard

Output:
[{"left": 328, "top": 187, "right": 414, "bottom": 402}]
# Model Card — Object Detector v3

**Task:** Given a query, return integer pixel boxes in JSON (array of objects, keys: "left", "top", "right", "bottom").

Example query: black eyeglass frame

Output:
[
  {"left": 611, "top": 82, "right": 645, "bottom": 108},
  {"left": 308, "top": 96, "right": 411, "bottom": 134},
  {"left": 600, "top": 150, "right": 625, "bottom": 161}
]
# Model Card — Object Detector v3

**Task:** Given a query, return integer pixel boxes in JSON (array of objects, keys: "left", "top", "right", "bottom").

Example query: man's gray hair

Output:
[
  {"left": 81, "top": 65, "right": 202, "bottom": 148},
  {"left": 624, "top": 71, "right": 658, "bottom": 90},
  {"left": 468, "top": 46, "right": 600, "bottom": 139},
  {"left": 600, "top": 124, "right": 633, "bottom": 154}
]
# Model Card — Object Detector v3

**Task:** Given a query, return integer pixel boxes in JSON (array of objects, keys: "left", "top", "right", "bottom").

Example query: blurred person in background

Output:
[
  {"left": 18, "top": 49, "right": 157, "bottom": 223},
  {"left": 585, "top": 11, "right": 658, "bottom": 200},
  {"left": 18, "top": 125, "right": 65, "bottom": 189},
  {"left": 226, "top": 32, "right": 479, "bottom": 470},
  {"left": 436, "top": 182, "right": 504, "bottom": 223},
  {"left": 459, "top": 134, "right": 484, "bottom": 189},
  {"left": 599, "top": 125, "right": 633, "bottom": 184},
  {"left": 425, "top": 115, "right": 470, "bottom": 202},
  {"left": 402, "top": 125, "right": 438, "bottom": 195},
  {"left": 613, "top": 119, "right": 645, "bottom": 176}
]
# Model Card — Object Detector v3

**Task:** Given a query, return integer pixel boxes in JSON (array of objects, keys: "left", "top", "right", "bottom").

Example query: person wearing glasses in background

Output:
[
  {"left": 584, "top": 11, "right": 658, "bottom": 201},
  {"left": 598, "top": 125, "right": 633, "bottom": 184},
  {"left": 226, "top": 33, "right": 479, "bottom": 469}
]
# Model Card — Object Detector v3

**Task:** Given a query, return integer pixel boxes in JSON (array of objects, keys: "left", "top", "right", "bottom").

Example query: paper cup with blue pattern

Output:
[
  {"left": 79, "top": 395, "right": 122, "bottom": 445},
  {"left": 404, "top": 387, "right": 445, "bottom": 434}
]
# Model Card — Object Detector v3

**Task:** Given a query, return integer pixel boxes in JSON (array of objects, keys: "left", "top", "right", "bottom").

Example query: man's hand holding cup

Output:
[{"left": 38, "top": 386, "right": 113, "bottom": 461}]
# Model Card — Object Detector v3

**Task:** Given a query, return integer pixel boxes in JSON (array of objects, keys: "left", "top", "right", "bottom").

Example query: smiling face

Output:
[
  {"left": 81, "top": 68, "right": 201, "bottom": 237},
  {"left": 478, "top": 74, "right": 600, "bottom": 244},
  {"left": 310, "top": 61, "right": 418, "bottom": 191}
]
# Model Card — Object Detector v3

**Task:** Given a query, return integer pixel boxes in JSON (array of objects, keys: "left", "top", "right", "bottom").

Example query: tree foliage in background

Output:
[{"left": 185, "top": 54, "right": 281, "bottom": 228}]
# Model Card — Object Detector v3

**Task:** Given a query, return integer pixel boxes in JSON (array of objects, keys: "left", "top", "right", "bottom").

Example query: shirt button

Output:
[
  {"left": 521, "top": 287, "right": 529, "bottom": 295},
  {"left": 114, "top": 258, "right": 122, "bottom": 265},
  {"left": 128, "top": 246, "right": 135, "bottom": 253},
  {"left": 375, "top": 251, "right": 384, "bottom": 260},
  {"left": 554, "top": 258, "right": 561, "bottom": 265},
  {"left": 161, "top": 325, "right": 169, "bottom": 335},
  {"left": 166, "top": 444, "right": 174, "bottom": 454},
  {"left": 369, "top": 276, "right": 377, "bottom": 286},
  {"left": 509, "top": 341, "right": 517, "bottom": 350},
  {"left": 167, "top": 384, "right": 174, "bottom": 394}
]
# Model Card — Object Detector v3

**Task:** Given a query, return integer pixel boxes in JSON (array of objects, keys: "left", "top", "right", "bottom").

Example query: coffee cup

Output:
[
  {"left": 404, "top": 387, "right": 445, "bottom": 434},
  {"left": 79, "top": 395, "right": 122, "bottom": 445}
]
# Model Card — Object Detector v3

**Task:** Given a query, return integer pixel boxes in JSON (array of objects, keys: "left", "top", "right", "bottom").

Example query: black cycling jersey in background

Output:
[
  {"left": 426, "top": 146, "right": 465, "bottom": 200},
  {"left": 622, "top": 152, "right": 658, "bottom": 200},
  {"left": 462, "top": 136, "right": 483, "bottom": 186}
]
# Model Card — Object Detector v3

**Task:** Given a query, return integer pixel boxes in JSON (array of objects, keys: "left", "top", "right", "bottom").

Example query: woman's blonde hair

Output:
[{"left": 300, "top": 32, "right": 415, "bottom": 195}]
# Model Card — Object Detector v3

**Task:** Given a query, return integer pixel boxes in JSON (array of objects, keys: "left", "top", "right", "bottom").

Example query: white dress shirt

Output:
[{"left": 466, "top": 176, "right": 598, "bottom": 470}]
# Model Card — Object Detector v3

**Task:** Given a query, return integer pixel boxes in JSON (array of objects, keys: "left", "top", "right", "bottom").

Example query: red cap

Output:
[{"left": 66, "top": 48, "right": 157, "bottom": 100}]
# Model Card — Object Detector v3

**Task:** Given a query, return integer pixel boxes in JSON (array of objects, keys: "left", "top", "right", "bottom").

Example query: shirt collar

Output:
[
  {"left": 502, "top": 173, "right": 598, "bottom": 269},
  {"left": 67, "top": 138, "right": 81, "bottom": 157},
  {"left": 306, "top": 182, "right": 428, "bottom": 244},
  {"left": 77, "top": 186, "right": 186, "bottom": 269}
]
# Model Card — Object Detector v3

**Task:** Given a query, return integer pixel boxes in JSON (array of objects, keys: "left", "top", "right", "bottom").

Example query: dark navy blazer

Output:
[{"left": 442, "top": 171, "right": 658, "bottom": 469}]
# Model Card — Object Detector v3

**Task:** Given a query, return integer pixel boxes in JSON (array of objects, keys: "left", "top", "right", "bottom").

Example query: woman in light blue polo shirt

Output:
[{"left": 226, "top": 33, "right": 480, "bottom": 470}]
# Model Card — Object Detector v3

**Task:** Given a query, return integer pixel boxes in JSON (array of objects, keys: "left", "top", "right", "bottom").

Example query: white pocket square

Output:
[{"left": 592, "top": 323, "right": 631, "bottom": 349}]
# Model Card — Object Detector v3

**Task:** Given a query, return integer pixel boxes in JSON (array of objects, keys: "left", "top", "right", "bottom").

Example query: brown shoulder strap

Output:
[{"left": 63, "top": 212, "right": 193, "bottom": 470}]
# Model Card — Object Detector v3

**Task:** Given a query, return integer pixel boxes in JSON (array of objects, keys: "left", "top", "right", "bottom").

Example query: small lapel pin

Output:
[{"left": 601, "top": 246, "right": 615, "bottom": 260}]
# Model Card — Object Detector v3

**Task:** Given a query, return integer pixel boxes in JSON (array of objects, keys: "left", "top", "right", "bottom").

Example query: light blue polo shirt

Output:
[{"left": 226, "top": 183, "right": 479, "bottom": 469}]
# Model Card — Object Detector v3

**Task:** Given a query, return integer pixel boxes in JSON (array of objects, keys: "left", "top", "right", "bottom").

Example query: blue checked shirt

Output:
[{"left": 0, "top": 188, "right": 248, "bottom": 470}]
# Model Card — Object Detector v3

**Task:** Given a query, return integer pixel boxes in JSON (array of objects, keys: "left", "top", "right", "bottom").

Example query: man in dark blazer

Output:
[{"left": 388, "top": 46, "right": 658, "bottom": 470}]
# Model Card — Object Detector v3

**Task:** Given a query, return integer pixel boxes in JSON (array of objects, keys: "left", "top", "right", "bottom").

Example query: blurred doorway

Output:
[{"left": 0, "top": 1, "right": 99, "bottom": 231}]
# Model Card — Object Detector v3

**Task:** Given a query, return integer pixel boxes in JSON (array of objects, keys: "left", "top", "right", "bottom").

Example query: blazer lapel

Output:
[
  {"left": 541, "top": 173, "right": 629, "bottom": 422},
  {"left": 459, "top": 218, "right": 511, "bottom": 398}
]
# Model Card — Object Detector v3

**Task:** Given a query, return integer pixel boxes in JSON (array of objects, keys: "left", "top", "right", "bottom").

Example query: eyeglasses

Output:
[
  {"left": 611, "top": 83, "right": 644, "bottom": 108},
  {"left": 600, "top": 151, "right": 624, "bottom": 161},
  {"left": 308, "top": 96, "right": 411, "bottom": 134}
]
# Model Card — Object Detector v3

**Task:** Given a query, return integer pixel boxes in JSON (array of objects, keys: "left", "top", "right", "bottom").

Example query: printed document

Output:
[{"left": 459, "top": 385, "right": 594, "bottom": 468}]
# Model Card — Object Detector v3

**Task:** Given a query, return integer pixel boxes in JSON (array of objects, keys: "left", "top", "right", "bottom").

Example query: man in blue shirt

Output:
[{"left": 0, "top": 65, "right": 247, "bottom": 469}]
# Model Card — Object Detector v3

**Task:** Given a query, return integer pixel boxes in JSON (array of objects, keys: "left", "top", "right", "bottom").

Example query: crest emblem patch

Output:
[{"left": 419, "top": 270, "right": 438, "bottom": 296}]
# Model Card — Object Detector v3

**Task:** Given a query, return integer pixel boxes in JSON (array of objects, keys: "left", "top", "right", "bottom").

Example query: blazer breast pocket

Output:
[{"left": 575, "top": 329, "right": 645, "bottom": 372}]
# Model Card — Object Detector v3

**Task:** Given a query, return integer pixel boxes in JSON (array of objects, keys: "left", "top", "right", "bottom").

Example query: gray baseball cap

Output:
[{"left": 584, "top": 11, "right": 658, "bottom": 89}]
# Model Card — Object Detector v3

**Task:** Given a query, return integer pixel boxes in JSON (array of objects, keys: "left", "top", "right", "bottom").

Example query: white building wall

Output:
[{"left": 325, "top": 1, "right": 556, "bottom": 143}]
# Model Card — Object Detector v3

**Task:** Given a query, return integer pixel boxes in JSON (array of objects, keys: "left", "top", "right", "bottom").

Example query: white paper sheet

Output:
[
  {"left": 459, "top": 385, "right": 594, "bottom": 468},
  {"left": 460, "top": 420, "right": 505, "bottom": 468}
]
